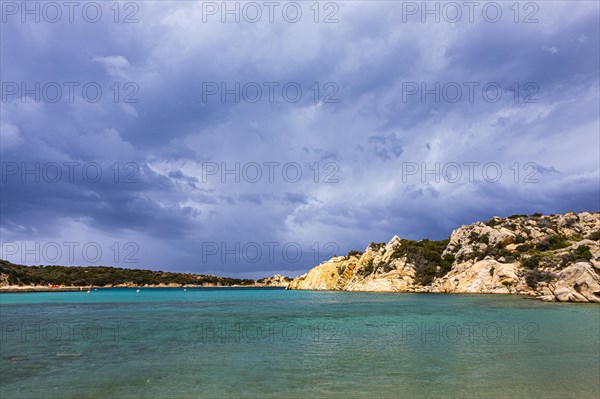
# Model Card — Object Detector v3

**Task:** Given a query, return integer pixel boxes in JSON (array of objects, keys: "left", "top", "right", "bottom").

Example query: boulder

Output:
[{"left": 549, "top": 262, "right": 600, "bottom": 303}]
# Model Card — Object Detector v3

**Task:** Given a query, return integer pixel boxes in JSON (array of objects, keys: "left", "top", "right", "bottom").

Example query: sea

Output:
[{"left": 1, "top": 288, "right": 599, "bottom": 398}]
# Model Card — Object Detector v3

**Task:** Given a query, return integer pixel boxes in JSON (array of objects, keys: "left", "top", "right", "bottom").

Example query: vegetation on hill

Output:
[
  {"left": 288, "top": 211, "right": 600, "bottom": 303},
  {"left": 0, "top": 260, "right": 256, "bottom": 287},
  {"left": 389, "top": 239, "right": 454, "bottom": 285},
  {"left": 354, "top": 238, "right": 454, "bottom": 285}
]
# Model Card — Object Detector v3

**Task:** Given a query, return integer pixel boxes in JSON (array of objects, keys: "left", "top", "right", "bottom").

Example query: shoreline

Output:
[
  {"left": 0, "top": 285, "right": 287, "bottom": 293},
  {"left": 3, "top": 286, "right": 594, "bottom": 304},
  {"left": 3, "top": 286, "right": 599, "bottom": 304}
]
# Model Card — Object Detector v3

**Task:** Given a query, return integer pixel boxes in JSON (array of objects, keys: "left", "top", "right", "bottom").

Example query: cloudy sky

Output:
[{"left": 1, "top": 1, "right": 598, "bottom": 278}]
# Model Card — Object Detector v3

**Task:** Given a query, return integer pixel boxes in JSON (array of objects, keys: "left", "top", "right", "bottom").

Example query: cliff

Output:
[{"left": 287, "top": 212, "right": 600, "bottom": 303}]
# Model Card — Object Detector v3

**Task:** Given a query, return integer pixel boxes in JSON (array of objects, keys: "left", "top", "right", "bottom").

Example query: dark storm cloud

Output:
[{"left": 1, "top": 1, "right": 598, "bottom": 277}]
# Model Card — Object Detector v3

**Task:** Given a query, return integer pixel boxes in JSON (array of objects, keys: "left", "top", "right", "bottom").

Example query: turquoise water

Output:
[{"left": 1, "top": 288, "right": 599, "bottom": 398}]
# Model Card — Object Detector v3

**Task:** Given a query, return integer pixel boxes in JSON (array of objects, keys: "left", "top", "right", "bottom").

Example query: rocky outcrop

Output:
[
  {"left": 430, "top": 259, "right": 527, "bottom": 295},
  {"left": 256, "top": 274, "right": 293, "bottom": 287},
  {"left": 288, "top": 212, "right": 600, "bottom": 303},
  {"left": 546, "top": 262, "right": 600, "bottom": 302},
  {"left": 288, "top": 236, "right": 419, "bottom": 292},
  {"left": 287, "top": 259, "right": 344, "bottom": 290}
]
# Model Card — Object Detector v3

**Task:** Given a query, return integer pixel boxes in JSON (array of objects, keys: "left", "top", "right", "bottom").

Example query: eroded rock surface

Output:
[{"left": 288, "top": 212, "right": 600, "bottom": 303}]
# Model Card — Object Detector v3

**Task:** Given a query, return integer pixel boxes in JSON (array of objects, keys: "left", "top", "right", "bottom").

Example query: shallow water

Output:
[{"left": 1, "top": 288, "right": 599, "bottom": 398}]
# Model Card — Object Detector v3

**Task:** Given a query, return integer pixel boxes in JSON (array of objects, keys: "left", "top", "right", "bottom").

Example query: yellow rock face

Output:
[
  {"left": 287, "top": 258, "right": 344, "bottom": 290},
  {"left": 287, "top": 212, "right": 600, "bottom": 303}
]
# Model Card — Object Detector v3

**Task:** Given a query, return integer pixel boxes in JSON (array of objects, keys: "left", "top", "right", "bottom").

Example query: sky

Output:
[{"left": 1, "top": 1, "right": 599, "bottom": 278}]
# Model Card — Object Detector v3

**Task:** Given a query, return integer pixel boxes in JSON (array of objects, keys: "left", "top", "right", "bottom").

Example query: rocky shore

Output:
[{"left": 288, "top": 212, "right": 600, "bottom": 303}]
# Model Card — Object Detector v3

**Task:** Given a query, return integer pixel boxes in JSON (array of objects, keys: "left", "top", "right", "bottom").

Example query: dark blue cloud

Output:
[{"left": 1, "top": 1, "right": 598, "bottom": 277}]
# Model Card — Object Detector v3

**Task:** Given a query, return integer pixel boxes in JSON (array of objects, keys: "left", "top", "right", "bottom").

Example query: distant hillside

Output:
[
  {"left": 0, "top": 260, "right": 257, "bottom": 288},
  {"left": 288, "top": 212, "right": 600, "bottom": 303}
]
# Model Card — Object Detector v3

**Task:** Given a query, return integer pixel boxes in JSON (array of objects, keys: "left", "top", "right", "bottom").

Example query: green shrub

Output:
[
  {"left": 515, "top": 244, "right": 531, "bottom": 253},
  {"left": 560, "top": 245, "right": 593, "bottom": 267},
  {"left": 536, "top": 219, "right": 554, "bottom": 229},
  {"left": 485, "top": 218, "right": 501, "bottom": 227},
  {"left": 467, "top": 242, "right": 516, "bottom": 262},
  {"left": 472, "top": 250, "right": 486, "bottom": 261},
  {"left": 574, "top": 245, "right": 593, "bottom": 260},
  {"left": 358, "top": 259, "right": 375, "bottom": 276},
  {"left": 346, "top": 250, "right": 363, "bottom": 258},
  {"left": 380, "top": 263, "right": 395, "bottom": 273},
  {"left": 587, "top": 230, "right": 600, "bottom": 241},
  {"left": 508, "top": 214, "right": 527, "bottom": 219},
  {"left": 387, "top": 238, "right": 452, "bottom": 285},
  {"left": 440, "top": 254, "right": 455, "bottom": 274},
  {"left": 520, "top": 255, "right": 541, "bottom": 269},
  {"left": 525, "top": 270, "right": 555, "bottom": 288},
  {"left": 514, "top": 235, "right": 527, "bottom": 244},
  {"left": 536, "top": 234, "right": 569, "bottom": 251}
]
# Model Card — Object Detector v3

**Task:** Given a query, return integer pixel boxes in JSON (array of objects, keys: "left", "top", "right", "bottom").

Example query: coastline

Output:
[
  {"left": 287, "top": 212, "right": 600, "bottom": 303},
  {"left": 0, "top": 286, "right": 88, "bottom": 293},
  {"left": 4, "top": 285, "right": 594, "bottom": 304},
  {"left": 284, "top": 286, "right": 600, "bottom": 304},
  {"left": 0, "top": 285, "right": 287, "bottom": 293}
]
